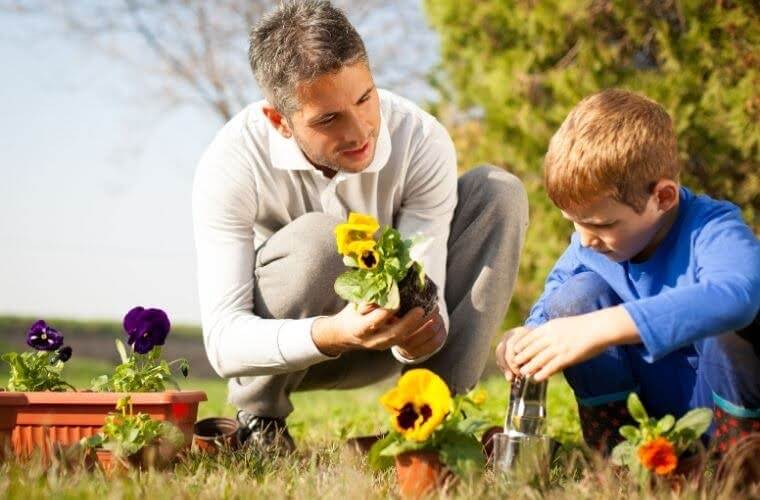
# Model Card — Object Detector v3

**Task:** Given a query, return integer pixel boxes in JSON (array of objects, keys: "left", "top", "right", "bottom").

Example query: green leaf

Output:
[
  {"left": 656, "top": 415, "right": 675, "bottom": 434},
  {"left": 610, "top": 441, "right": 635, "bottom": 466},
  {"left": 368, "top": 433, "right": 401, "bottom": 471},
  {"left": 334, "top": 270, "right": 367, "bottom": 302},
  {"left": 619, "top": 425, "right": 641, "bottom": 442},
  {"left": 627, "top": 393, "right": 648, "bottom": 424},
  {"left": 673, "top": 408, "right": 712, "bottom": 437},
  {"left": 385, "top": 281, "right": 400, "bottom": 310},
  {"left": 437, "top": 431, "right": 485, "bottom": 477}
]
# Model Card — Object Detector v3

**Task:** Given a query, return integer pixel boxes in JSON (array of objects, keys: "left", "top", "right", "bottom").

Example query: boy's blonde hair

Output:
[{"left": 544, "top": 89, "right": 679, "bottom": 213}]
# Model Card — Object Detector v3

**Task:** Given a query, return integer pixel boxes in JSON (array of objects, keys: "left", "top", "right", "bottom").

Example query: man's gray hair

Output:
[{"left": 249, "top": 0, "right": 369, "bottom": 116}]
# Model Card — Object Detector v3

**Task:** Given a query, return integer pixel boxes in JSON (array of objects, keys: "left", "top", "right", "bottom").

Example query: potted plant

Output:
[
  {"left": 611, "top": 393, "right": 712, "bottom": 491},
  {"left": 0, "top": 320, "right": 75, "bottom": 456},
  {"left": 81, "top": 395, "right": 185, "bottom": 472},
  {"left": 334, "top": 213, "right": 437, "bottom": 316},
  {"left": 0, "top": 308, "right": 206, "bottom": 458},
  {"left": 369, "top": 369, "right": 491, "bottom": 498}
]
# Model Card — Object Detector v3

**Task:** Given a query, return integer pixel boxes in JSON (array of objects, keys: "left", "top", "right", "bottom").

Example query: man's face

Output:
[
  {"left": 286, "top": 62, "right": 380, "bottom": 173},
  {"left": 561, "top": 194, "right": 665, "bottom": 262}
]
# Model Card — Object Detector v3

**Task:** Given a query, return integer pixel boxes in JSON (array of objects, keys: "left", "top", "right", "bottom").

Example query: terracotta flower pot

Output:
[
  {"left": 192, "top": 417, "right": 239, "bottom": 454},
  {"left": 395, "top": 450, "right": 453, "bottom": 498},
  {"left": 0, "top": 390, "right": 206, "bottom": 459}
]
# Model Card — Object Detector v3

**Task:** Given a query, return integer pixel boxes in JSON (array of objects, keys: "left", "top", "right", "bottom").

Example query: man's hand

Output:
[
  {"left": 495, "top": 326, "right": 531, "bottom": 382},
  {"left": 311, "top": 303, "right": 429, "bottom": 357},
  {"left": 394, "top": 308, "right": 446, "bottom": 360},
  {"left": 508, "top": 306, "right": 641, "bottom": 382}
]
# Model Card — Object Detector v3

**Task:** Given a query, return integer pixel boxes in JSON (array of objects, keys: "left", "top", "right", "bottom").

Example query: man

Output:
[{"left": 192, "top": 0, "right": 528, "bottom": 452}]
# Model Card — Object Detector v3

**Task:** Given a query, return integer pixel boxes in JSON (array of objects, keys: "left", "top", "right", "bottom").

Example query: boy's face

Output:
[
  {"left": 561, "top": 181, "right": 679, "bottom": 262},
  {"left": 263, "top": 61, "right": 381, "bottom": 174}
]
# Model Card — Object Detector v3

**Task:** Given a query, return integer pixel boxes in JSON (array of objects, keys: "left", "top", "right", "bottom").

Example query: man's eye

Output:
[
  {"left": 317, "top": 116, "right": 335, "bottom": 125},
  {"left": 359, "top": 94, "right": 371, "bottom": 104}
]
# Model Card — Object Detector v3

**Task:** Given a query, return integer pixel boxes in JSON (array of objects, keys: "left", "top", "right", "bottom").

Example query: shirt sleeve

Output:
[
  {"left": 391, "top": 119, "right": 458, "bottom": 364},
  {"left": 192, "top": 130, "right": 337, "bottom": 378},
  {"left": 624, "top": 206, "right": 760, "bottom": 362},
  {"left": 525, "top": 237, "right": 587, "bottom": 328}
]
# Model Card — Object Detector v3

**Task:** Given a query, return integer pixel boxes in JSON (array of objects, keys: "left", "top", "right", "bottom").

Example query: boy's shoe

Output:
[
  {"left": 236, "top": 410, "right": 296, "bottom": 454},
  {"left": 577, "top": 400, "right": 635, "bottom": 455}
]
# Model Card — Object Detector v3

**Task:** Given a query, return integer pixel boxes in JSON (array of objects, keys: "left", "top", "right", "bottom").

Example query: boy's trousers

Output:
[
  {"left": 227, "top": 166, "right": 529, "bottom": 417},
  {"left": 544, "top": 271, "right": 760, "bottom": 429}
]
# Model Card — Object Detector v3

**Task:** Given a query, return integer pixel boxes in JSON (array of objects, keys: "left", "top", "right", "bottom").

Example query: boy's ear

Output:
[
  {"left": 262, "top": 105, "right": 293, "bottom": 138},
  {"left": 652, "top": 179, "right": 679, "bottom": 212}
]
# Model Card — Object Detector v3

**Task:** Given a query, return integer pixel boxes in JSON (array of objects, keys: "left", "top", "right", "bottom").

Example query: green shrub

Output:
[{"left": 424, "top": 0, "right": 759, "bottom": 325}]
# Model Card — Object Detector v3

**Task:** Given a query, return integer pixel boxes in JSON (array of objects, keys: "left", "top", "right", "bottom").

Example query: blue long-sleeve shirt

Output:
[{"left": 526, "top": 188, "right": 760, "bottom": 362}]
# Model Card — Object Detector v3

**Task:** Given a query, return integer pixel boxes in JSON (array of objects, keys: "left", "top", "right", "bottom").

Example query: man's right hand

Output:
[{"left": 311, "top": 303, "right": 430, "bottom": 357}]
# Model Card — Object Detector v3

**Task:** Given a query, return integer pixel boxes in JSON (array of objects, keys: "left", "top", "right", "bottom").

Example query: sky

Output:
[{"left": 0, "top": 6, "right": 436, "bottom": 325}]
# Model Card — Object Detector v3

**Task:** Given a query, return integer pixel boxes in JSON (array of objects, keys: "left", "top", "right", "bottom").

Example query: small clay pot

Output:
[
  {"left": 93, "top": 442, "right": 177, "bottom": 474},
  {"left": 395, "top": 450, "right": 453, "bottom": 499},
  {"left": 193, "top": 417, "right": 240, "bottom": 454}
]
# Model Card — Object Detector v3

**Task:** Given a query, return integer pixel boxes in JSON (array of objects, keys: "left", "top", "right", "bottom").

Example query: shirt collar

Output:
[{"left": 267, "top": 107, "right": 391, "bottom": 175}]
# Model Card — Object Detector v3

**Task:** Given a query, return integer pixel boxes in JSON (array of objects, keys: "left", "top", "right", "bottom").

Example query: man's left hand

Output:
[{"left": 395, "top": 308, "right": 446, "bottom": 359}]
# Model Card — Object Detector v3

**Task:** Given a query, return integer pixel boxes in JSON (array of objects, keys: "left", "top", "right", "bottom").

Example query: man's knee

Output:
[
  {"left": 254, "top": 212, "right": 345, "bottom": 318},
  {"left": 459, "top": 165, "right": 528, "bottom": 227},
  {"left": 276, "top": 212, "right": 344, "bottom": 279},
  {"left": 544, "top": 272, "right": 622, "bottom": 320}
]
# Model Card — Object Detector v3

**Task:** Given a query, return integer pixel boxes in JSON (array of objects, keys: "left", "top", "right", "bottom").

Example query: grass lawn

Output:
[{"left": 1, "top": 350, "right": 752, "bottom": 498}]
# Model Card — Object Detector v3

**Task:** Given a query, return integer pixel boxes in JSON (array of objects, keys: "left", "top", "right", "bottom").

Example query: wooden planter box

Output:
[{"left": 0, "top": 391, "right": 207, "bottom": 458}]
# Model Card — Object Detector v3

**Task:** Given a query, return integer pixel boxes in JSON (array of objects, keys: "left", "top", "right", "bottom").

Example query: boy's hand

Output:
[
  {"left": 510, "top": 306, "right": 640, "bottom": 381},
  {"left": 495, "top": 326, "right": 531, "bottom": 382}
]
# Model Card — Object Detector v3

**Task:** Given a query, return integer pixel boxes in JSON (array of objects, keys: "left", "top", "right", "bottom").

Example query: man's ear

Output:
[
  {"left": 652, "top": 179, "right": 679, "bottom": 212},
  {"left": 262, "top": 105, "right": 293, "bottom": 138}
]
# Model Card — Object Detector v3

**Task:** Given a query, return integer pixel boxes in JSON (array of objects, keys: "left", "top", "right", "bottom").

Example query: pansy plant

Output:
[
  {"left": 1, "top": 320, "right": 75, "bottom": 391},
  {"left": 82, "top": 395, "right": 184, "bottom": 459},
  {"left": 369, "top": 369, "right": 492, "bottom": 477},
  {"left": 90, "top": 307, "right": 189, "bottom": 392},
  {"left": 334, "top": 213, "right": 438, "bottom": 316}
]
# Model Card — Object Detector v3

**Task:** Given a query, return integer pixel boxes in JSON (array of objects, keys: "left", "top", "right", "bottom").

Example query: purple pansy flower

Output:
[
  {"left": 26, "top": 320, "right": 64, "bottom": 351},
  {"left": 123, "top": 306, "right": 171, "bottom": 354},
  {"left": 53, "top": 345, "right": 73, "bottom": 363}
]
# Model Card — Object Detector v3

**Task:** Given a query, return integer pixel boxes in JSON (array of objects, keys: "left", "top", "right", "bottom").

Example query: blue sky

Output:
[
  {"left": 0, "top": 8, "right": 435, "bottom": 325},
  {"left": 0, "top": 15, "right": 230, "bottom": 323}
]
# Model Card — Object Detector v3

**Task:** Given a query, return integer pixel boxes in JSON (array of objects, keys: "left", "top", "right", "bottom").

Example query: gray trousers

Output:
[{"left": 229, "top": 166, "right": 529, "bottom": 417}]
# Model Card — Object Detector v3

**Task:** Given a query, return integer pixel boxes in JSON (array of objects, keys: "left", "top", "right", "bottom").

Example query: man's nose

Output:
[{"left": 345, "top": 111, "right": 370, "bottom": 144}]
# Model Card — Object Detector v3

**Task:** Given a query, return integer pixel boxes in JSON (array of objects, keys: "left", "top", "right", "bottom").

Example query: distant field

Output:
[
  {"left": 0, "top": 315, "right": 201, "bottom": 339},
  {"left": 0, "top": 315, "right": 215, "bottom": 377}
]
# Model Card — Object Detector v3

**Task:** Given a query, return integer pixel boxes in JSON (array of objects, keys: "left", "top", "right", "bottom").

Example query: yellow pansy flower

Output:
[
  {"left": 380, "top": 369, "right": 452, "bottom": 442},
  {"left": 346, "top": 240, "right": 380, "bottom": 270},
  {"left": 334, "top": 212, "right": 380, "bottom": 256},
  {"left": 468, "top": 388, "right": 487, "bottom": 406}
]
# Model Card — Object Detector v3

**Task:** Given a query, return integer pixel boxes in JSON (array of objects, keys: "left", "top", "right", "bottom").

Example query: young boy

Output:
[{"left": 496, "top": 89, "right": 760, "bottom": 453}]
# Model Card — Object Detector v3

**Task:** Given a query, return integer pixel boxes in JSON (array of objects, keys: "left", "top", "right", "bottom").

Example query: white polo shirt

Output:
[{"left": 192, "top": 89, "right": 457, "bottom": 378}]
